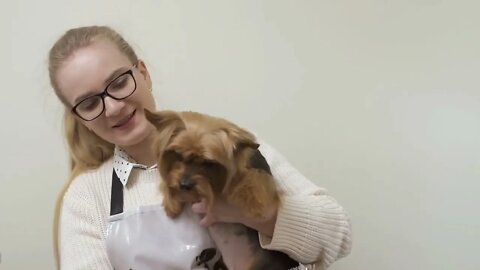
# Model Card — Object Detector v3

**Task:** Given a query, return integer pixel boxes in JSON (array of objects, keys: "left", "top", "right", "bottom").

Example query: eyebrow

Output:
[{"left": 72, "top": 66, "right": 130, "bottom": 105}]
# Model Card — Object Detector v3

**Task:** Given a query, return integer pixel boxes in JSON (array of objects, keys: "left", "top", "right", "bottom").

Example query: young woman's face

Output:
[{"left": 56, "top": 40, "right": 156, "bottom": 147}]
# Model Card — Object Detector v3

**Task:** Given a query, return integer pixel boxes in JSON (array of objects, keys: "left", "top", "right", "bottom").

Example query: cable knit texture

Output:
[{"left": 59, "top": 140, "right": 352, "bottom": 269}]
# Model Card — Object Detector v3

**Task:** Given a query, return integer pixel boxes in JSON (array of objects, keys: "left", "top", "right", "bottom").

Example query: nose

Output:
[
  {"left": 104, "top": 96, "right": 125, "bottom": 117},
  {"left": 179, "top": 178, "right": 196, "bottom": 191}
]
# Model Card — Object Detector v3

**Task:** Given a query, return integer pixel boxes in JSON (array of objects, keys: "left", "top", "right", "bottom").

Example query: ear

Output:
[
  {"left": 158, "top": 149, "right": 182, "bottom": 180},
  {"left": 145, "top": 109, "right": 186, "bottom": 156},
  {"left": 144, "top": 109, "right": 183, "bottom": 131},
  {"left": 220, "top": 120, "right": 259, "bottom": 150},
  {"left": 237, "top": 141, "right": 260, "bottom": 150},
  {"left": 136, "top": 59, "right": 152, "bottom": 84},
  {"left": 217, "top": 120, "right": 259, "bottom": 158}
]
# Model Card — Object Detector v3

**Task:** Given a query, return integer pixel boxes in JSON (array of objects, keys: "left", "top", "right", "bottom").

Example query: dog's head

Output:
[{"left": 146, "top": 110, "right": 259, "bottom": 213}]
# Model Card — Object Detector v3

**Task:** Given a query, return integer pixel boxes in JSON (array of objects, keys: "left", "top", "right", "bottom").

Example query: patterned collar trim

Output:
[{"left": 113, "top": 146, "right": 157, "bottom": 186}]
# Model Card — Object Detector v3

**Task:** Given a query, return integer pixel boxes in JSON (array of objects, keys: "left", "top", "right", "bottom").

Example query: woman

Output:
[{"left": 49, "top": 25, "right": 352, "bottom": 270}]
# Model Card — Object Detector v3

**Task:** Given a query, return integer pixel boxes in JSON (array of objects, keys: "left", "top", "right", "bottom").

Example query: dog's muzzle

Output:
[{"left": 179, "top": 178, "right": 196, "bottom": 191}]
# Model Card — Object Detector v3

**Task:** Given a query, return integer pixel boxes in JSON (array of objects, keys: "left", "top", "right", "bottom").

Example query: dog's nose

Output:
[{"left": 179, "top": 178, "right": 195, "bottom": 191}]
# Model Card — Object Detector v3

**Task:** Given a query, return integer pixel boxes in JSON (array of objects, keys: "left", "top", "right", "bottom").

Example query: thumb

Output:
[
  {"left": 191, "top": 199, "right": 208, "bottom": 214},
  {"left": 199, "top": 213, "right": 217, "bottom": 227}
]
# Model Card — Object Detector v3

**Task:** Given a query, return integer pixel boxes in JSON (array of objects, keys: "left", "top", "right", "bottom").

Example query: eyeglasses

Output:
[{"left": 71, "top": 64, "right": 138, "bottom": 121}]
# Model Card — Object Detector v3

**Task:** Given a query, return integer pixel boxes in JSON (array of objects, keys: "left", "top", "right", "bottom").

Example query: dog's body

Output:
[
  {"left": 146, "top": 110, "right": 299, "bottom": 270},
  {"left": 209, "top": 222, "right": 300, "bottom": 270}
]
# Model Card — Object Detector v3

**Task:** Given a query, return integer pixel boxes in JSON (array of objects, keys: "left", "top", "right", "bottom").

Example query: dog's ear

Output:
[
  {"left": 237, "top": 140, "right": 260, "bottom": 150},
  {"left": 219, "top": 120, "right": 259, "bottom": 151},
  {"left": 145, "top": 109, "right": 186, "bottom": 155},
  {"left": 144, "top": 108, "right": 161, "bottom": 127},
  {"left": 145, "top": 109, "right": 183, "bottom": 131},
  {"left": 158, "top": 149, "right": 183, "bottom": 182}
]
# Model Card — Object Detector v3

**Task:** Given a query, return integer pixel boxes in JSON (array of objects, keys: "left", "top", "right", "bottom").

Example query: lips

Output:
[{"left": 113, "top": 110, "right": 136, "bottom": 128}]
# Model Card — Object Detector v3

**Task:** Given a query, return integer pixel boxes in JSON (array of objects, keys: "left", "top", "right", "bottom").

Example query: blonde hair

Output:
[{"left": 48, "top": 26, "right": 139, "bottom": 269}]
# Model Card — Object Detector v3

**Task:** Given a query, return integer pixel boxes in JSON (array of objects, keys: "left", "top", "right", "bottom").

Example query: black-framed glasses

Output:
[{"left": 71, "top": 64, "right": 138, "bottom": 121}]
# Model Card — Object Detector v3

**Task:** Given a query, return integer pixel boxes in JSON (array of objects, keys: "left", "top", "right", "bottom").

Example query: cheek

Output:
[
  {"left": 129, "top": 87, "right": 156, "bottom": 111},
  {"left": 82, "top": 121, "right": 96, "bottom": 132},
  {"left": 142, "top": 91, "right": 156, "bottom": 111},
  {"left": 84, "top": 118, "right": 110, "bottom": 137}
]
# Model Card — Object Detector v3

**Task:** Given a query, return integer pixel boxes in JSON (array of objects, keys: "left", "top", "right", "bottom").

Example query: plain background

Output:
[{"left": 1, "top": 1, "right": 479, "bottom": 269}]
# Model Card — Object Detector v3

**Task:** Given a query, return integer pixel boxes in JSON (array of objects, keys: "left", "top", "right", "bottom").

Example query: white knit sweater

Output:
[{"left": 59, "top": 141, "right": 352, "bottom": 269}]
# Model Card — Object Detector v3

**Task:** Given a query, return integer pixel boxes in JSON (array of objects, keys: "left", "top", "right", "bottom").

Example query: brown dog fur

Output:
[
  {"left": 145, "top": 109, "right": 280, "bottom": 220},
  {"left": 145, "top": 109, "right": 298, "bottom": 270}
]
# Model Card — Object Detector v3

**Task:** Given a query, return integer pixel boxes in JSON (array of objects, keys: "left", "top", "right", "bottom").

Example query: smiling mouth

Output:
[{"left": 113, "top": 110, "right": 136, "bottom": 128}]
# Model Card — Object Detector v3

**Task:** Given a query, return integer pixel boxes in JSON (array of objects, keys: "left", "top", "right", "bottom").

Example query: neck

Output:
[{"left": 121, "top": 131, "right": 157, "bottom": 166}]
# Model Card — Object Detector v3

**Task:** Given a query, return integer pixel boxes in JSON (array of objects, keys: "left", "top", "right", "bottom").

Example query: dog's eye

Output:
[
  {"left": 201, "top": 160, "right": 219, "bottom": 167},
  {"left": 164, "top": 150, "right": 183, "bottom": 161}
]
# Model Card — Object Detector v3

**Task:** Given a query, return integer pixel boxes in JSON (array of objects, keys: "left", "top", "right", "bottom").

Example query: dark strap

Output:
[
  {"left": 110, "top": 170, "right": 124, "bottom": 215},
  {"left": 249, "top": 149, "right": 272, "bottom": 175}
]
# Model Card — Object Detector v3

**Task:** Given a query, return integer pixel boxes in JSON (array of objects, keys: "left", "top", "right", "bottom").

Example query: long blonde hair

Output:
[{"left": 48, "top": 26, "right": 139, "bottom": 269}]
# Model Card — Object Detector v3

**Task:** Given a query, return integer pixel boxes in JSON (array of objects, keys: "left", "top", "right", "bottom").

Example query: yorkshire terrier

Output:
[{"left": 145, "top": 109, "right": 299, "bottom": 270}]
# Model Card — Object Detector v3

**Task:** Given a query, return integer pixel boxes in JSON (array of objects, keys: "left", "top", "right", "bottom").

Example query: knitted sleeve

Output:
[
  {"left": 59, "top": 174, "right": 113, "bottom": 270},
  {"left": 257, "top": 140, "right": 352, "bottom": 269}
]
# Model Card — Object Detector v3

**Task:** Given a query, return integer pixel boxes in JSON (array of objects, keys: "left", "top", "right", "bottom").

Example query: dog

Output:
[{"left": 145, "top": 109, "right": 299, "bottom": 270}]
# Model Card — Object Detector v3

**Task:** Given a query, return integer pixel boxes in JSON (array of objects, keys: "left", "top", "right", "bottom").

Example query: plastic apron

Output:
[{"left": 105, "top": 170, "right": 222, "bottom": 270}]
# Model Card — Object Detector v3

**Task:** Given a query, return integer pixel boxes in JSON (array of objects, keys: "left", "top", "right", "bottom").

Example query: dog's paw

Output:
[
  {"left": 163, "top": 199, "right": 183, "bottom": 218},
  {"left": 162, "top": 190, "right": 184, "bottom": 218}
]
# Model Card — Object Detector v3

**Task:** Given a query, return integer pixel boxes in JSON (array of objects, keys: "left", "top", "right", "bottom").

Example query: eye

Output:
[
  {"left": 78, "top": 97, "right": 101, "bottom": 111},
  {"left": 201, "top": 160, "right": 220, "bottom": 168},
  {"left": 109, "top": 74, "right": 129, "bottom": 90},
  {"left": 163, "top": 149, "right": 183, "bottom": 161}
]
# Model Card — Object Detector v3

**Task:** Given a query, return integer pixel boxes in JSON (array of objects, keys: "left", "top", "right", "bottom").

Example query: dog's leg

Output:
[
  {"left": 210, "top": 222, "right": 298, "bottom": 270},
  {"left": 228, "top": 170, "right": 279, "bottom": 220},
  {"left": 208, "top": 223, "right": 256, "bottom": 270}
]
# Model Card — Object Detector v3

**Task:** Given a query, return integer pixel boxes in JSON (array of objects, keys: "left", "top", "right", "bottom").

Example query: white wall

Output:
[{"left": 1, "top": 1, "right": 479, "bottom": 269}]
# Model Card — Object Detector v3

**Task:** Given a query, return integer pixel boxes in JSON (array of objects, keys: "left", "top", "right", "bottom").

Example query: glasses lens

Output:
[
  {"left": 75, "top": 96, "right": 104, "bottom": 121},
  {"left": 106, "top": 72, "right": 136, "bottom": 99}
]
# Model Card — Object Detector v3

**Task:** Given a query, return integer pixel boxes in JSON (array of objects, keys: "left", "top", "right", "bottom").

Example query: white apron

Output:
[{"left": 105, "top": 170, "right": 224, "bottom": 270}]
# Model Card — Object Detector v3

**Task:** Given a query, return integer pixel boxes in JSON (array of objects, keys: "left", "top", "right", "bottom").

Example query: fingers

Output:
[
  {"left": 191, "top": 198, "right": 218, "bottom": 226},
  {"left": 191, "top": 197, "right": 243, "bottom": 226},
  {"left": 200, "top": 214, "right": 217, "bottom": 227},
  {"left": 191, "top": 198, "right": 208, "bottom": 214}
]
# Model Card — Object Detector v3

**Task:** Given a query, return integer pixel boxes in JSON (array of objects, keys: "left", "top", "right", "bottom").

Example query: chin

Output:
[{"left": 113, "top": 119, "right": 154, "bottom": 148}]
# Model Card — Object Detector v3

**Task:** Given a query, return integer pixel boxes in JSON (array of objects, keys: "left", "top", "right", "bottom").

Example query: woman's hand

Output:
[{"left": 191, "top": 197, "right": 278, "bottom": 237}]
